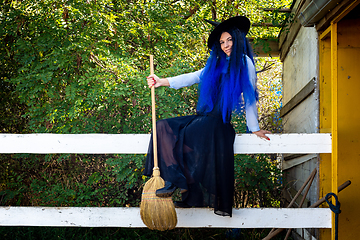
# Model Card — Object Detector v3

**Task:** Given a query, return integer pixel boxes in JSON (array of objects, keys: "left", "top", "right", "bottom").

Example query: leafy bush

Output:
[
  {"left": 234, "top": 154, "right": 282, "bottom": 208},
  {"left": 0, "top": 153, "right": 144, "bottom": 207}
]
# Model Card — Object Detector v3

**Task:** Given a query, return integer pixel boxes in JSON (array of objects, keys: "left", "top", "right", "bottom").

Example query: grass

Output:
[{"left": 0, "top": 227, "right": 292, "bottom": 240}]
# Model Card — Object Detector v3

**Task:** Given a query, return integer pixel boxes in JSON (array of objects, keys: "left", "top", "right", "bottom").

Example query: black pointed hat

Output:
[{"left": 205, "top": 16, "right": 250, "bottom": 48}]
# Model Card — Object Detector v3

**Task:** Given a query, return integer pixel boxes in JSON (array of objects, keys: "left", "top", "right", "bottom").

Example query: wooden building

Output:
[{"left": 279, "top": 0, "right": 360, "bottom": 239}]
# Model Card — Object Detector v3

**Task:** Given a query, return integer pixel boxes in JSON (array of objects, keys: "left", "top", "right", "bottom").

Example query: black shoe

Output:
[
  {"left": 156, "top": 181, "right": 177, "bottom": 198},
  {"left": 174, "top": 201, "right": 191, "bottom": 208}
]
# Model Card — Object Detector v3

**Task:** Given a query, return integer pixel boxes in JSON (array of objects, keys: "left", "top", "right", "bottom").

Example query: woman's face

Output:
[{"left": 219, "top": 32, "right": 233, "bottom": 57}]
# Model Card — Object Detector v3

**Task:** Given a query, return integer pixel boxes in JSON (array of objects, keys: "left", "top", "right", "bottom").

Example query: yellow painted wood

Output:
[
  {"left": 330, "top": 22, "right": 338, "bottom": 240},
  {"left": 335, "top": 18, "right": 360, "bottom": 240},
  {"left": 319, "top": 27, "right": 332, "bottom": 240},
  {"left": 320, "top": 15, "right": 360, "bottom": 240},
  {"left": 331, "top": 0, "right": 360, "bottom": 24},
  {"left": 320, "top": 26, "right": 331, "bottom": 40}
]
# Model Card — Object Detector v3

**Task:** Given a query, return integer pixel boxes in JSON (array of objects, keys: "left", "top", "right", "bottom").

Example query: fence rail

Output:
[
  {"left": 0, "top": 133, "right": 331, "bottom": 154},
  {"left": 0, "top": 207, "right": 331, "bottom": 228},
  {"left": 0, "top": 133, "right": 332, "bottom": 228}
]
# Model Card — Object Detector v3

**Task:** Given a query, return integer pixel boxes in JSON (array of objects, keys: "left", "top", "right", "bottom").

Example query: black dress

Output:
[{"left": 144, "top": 103, "right": 235, "bottom": 216}]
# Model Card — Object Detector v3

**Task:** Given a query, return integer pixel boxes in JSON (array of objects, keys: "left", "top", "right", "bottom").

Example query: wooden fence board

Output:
[
  {"left": 0, "top": 207, "right": 331, "bottom": 228},
  {"left": 0, "top": 133, "right": 331, "bottom": 154},
  {"left": 0, "top": 133, "right": 333, "bottom": 229}
]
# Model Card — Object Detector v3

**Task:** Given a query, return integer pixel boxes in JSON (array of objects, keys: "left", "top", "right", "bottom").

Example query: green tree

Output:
[{"left": 0, "top": 0, "right": 290, "bottom": 215}]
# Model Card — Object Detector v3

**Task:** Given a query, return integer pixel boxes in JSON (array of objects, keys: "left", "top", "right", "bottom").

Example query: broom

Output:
[{"left": 140, "top": 55, "right": 177, "bottom": 231}]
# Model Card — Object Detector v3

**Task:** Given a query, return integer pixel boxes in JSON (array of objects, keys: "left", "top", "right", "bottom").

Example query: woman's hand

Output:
[
  {"left": 253, "top": 129, "right": 271, "bottom": 141},
  {"left": 147, "top": 74, "right": 169, "bottom": 88}
]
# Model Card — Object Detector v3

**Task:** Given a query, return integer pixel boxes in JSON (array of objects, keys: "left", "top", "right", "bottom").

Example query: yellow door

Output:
[{"left": 319, "top": 2, "right": 360, "bottom": 239}]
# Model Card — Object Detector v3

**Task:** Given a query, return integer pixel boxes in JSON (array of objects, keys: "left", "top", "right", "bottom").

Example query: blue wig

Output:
[{"left": 197, "top": 27, "right": 258, "bottom": 123}]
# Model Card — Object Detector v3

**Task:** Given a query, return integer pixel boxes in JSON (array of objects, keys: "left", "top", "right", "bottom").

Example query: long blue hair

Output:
[{"left": 197, "top": 27, "right": 257, "bottom": 123}]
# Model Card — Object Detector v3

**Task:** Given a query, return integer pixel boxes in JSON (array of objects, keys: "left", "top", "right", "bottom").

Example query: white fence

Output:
[
  {"left": 0, "top": 133, "right": 331, "bottom": 154},
  {"left": 0, "top": 133, "right": 332, "bottom": 228}
]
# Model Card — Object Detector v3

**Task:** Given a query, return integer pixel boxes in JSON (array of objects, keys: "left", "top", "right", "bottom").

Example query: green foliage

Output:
[
  {"left": 0, "top": 153, "right": 144, "bottom": 207},
  {"left": 1, "top": 0, "right": 211, "bottom": 134},
  {"left": 234, "top": 154, "right": 282, "bottom": 208},
  {"left": 1, "top": 0, "right": 291, "bottom": 134}
]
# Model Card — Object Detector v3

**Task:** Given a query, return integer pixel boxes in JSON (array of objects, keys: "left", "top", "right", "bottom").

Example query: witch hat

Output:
[
  {"left": 204, "top": 19, "right": 220, "bottom": 27},
  {"left": 204, "top": 16, "right": 251, "bottom": 48}
]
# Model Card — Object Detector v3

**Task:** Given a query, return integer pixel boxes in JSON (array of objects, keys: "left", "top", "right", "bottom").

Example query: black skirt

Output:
[{"left": 144, "top": 108, "right": 235, "bottom": 216}]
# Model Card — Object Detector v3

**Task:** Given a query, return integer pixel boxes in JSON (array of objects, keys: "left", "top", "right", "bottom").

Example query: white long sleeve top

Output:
[{"left": 167, "top": 56, "right": 260, "bottom": 132}]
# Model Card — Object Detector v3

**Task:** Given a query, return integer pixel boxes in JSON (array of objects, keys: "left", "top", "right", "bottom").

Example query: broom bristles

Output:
[{"left": 140, "top": 169, "right": 177, "bottom": 231}]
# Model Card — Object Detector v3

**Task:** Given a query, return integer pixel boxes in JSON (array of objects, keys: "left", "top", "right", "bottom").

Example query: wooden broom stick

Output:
[
  {"left": 150, "top": 55, "right": 159, "bottom": 172},
  {"left": 140, "top": 55, "right": 177, "bottom": 231}
]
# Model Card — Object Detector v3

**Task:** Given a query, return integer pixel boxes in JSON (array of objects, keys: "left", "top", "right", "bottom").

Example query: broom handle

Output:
[{"left": 150, "top": 55, "right": 159, "bottom": 169}]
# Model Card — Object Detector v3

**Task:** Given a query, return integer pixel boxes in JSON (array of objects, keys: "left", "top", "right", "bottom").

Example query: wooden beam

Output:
[
  {"left": 278, "top": 0, "right": 308, "bottom": 49},
  {"left": 282, "top": 154, "right": 317, "bottom": 170},
  {"left": 279, "top": 19, "right": 302, "bottom": 61},
  {"left": 252, "top": 23, "right": 278, "bottom": 27},
  {"left": 262, "top": 8, "right": 292, "bottom": 13},
  {"left": 280, "top": 78, "right": 315, "bottom": 117},
  {"left": 320, "top": 25, "right": 331, "bottom": 40},
  {"left": 278, "top": 0, "right": 310, "bottom": 61},
  {"left": 249, "top": 38, "right": 280, "bottom": 57},
  {"left": 283, "top": 153, "right": 305, "bottom": 161},
  {"left": 0, "top": 133, "right": 332, "bottom": 154},
  {"left": 331, "top": 0, "right": 360, "bottom": 24},
  {"left": 316, "top": 0, "right": 357, "bottom": 31},
  {"left": 0, "top": 207, "right": 332, "bottom": 228}
]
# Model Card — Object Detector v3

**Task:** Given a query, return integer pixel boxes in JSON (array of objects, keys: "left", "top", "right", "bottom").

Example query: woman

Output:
[{"left": 144, "top": 16, "right": 270, "bottom": 217}]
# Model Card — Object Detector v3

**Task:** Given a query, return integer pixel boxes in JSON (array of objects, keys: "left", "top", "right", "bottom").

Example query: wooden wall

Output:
[
  {"left": 281, "top": 25, "right": 320, "bottom": 208},
  {"left": 280, "top": 1, "right": 321, "bottom": 238}
]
